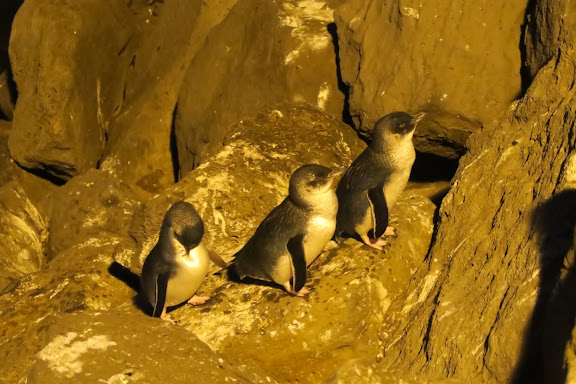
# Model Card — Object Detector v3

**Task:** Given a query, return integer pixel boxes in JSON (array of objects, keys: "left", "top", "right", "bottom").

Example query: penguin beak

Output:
[
  {"left": 411, "top": 112, "right": 426, "bottom": 126},
  {"left": 328, "top": 166, "right": 347, "bottom": 178}
]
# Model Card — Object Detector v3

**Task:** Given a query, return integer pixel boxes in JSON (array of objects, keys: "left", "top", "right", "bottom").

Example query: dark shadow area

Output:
[
  {"left": 327, "top": 22, "right": 354, "bottom": 128},
  {"left": 518, "top": 0, "right": 538, "bottom": 96},
  {"left": 410, "top": 151, "right": 460, "bottom": 182},
  {"left": 169, "top": 105, "right": 180, "bottom": 183},
  {"left": 512, "top": 190, "right": 576, "bottom": 383},
  {"left": 18, "top": 164, "right": 67, "bottom": 186},
  {"left": 108, "top": 261, "right": 150, "bottom": 314},
  {"left": 0, "top": 0, "right": 24, "bottom": 119}
]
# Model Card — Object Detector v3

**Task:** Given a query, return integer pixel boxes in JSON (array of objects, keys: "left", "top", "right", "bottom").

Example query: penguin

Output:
[
  {"left": 140, "top": 201, "right": 226, "bottom": 322},
  {"left": 335, "top": 111, "right": 426, "bottom": 250},
  {"left": 230, "top": 164, "right": 344, "bottom": 296}
]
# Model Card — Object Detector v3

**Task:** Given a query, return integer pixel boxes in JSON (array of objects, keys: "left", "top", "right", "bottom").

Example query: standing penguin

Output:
[
  {"left": 140, "top": 201, "right": 226, "bottom": 322},
  {"left": 336, "top": 111, "right": 425, "bottom": 250},
  {"left": 230, "top": 164, "right": 344, "bottom": 296}
]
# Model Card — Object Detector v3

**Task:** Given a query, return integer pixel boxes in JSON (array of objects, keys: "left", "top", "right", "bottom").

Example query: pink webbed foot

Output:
[
  {"left": 187, "top": 295, "right": 210, "bottom": 306},
  {"left": 383, "top": 226, "right": 397, "bottom": 237},
  {"left": 159, "top": 308, "right": 176, "bottom": 324},
  {"left": 283, "top": 283, "right": 311, "bottom": 297},
  {"left": 360, "top": 235, "right": 391, "bottom": 251}
]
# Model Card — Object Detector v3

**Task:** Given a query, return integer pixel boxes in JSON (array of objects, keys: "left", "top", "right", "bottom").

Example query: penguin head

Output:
[
  {"left": 371, "top": 111, "right": 425, "bottom": 150},
  {"left": 288, "top": 164, "right": 342, "bottom": 207},
  {"left": 162, "top": 201, "right": 205, "bottom": 252}
]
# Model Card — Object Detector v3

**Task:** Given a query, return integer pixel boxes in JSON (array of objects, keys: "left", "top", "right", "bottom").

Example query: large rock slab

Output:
[
  {"left": 116, "top": 105, "right": 436, "bottom": 382},
  {"left": 334, "top": 0, "right": 528, "bottom": 136},
  {"left": 372, "top": 1, "right": 576, "bottom": 383},
  {"left": 175, "top": 0, "right": 347, "bottom": 175},
  {"left": 100, "top": 0, "right": 240, "bottom": 191},
  {"left": 47, "top": 169, "right": 142, "bottom": 260},
  {"left": 26, "top": 310, "right": 270, "bottom": 383},
  {"left": 0, "top": 181, "right": 47, "bottom": 291},
  {"left": 8, "top": 0, "right": 138, "bottom": 180}
]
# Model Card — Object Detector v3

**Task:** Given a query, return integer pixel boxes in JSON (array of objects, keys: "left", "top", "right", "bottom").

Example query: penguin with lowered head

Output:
[{"left": 140, "top": 201, "right": 226, "bottom": 322}]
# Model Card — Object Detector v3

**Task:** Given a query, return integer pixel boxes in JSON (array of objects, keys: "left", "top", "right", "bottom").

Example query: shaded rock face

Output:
[
  {"left": 175, "top": 0, "right": 347, "bottom": 175},
  {"left": 334, "top": 0, "right": 528, "bottom": 136},
  {"left": 47, "top": 169, "right": 141, "bottom": 260},
  {"left": 0, "top": 181, "right": 47, "bottom": 290},
  {"left": 100, "top": 0, "right": 241, "bottom": 191},
  {"left": 368, "top": 1, "right": 576, "bottom": 383},
  {"left": 0, "top": 0, "right": 21, "bottom": 121},
  {"left": 412, "top": 111, "right": 481, "bottom": 160},
  {"left": 8, "top": 0, "right": 138, "bottom": 180}
]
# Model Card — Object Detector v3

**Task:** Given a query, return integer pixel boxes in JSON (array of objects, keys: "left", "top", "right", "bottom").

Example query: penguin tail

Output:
[{"left": 227, "top": 260, "right": 243, "bottom": 283}]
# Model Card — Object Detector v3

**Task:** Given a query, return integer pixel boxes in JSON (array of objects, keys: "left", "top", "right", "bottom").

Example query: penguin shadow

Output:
[
  {"left": 512, "top": 190, "right": 576, "bottom": 384},
  {"left": 107, "top": 261, "right": 154, "bottom": 316},
  {"left": 226, "top": 266, "right": 314, "bottom": 300}
]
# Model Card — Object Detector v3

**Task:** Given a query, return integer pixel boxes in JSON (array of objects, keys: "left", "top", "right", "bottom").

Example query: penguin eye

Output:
[{"left": 399, "top": 123, "right": 406, "bottom": 128}]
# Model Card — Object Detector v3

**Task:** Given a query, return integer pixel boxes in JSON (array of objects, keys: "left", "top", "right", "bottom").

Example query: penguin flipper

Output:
[
  {"left": 367, "top": 183, "right": 389, "bottom": 239},
  {"left": 152, "top": 272, "right": 170, "bottom": 318},
  {"left": 287, "top": 234, "right": 307, "bottom": 292},
  {"left": 208, "top": 249, "right": 228, "bottom": 268}
]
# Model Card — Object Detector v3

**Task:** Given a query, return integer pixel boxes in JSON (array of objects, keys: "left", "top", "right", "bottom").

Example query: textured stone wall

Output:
[{"left": 334, "top": 0, "right": 528, "bottom": 136}]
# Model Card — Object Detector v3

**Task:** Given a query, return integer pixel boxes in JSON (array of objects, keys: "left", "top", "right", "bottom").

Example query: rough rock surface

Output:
[
  {"left": 175, "top": 0, "right": 346, "bottom": 175},
  {"left": 0, "top": 181, "right": 47, "bottom": 291},
  {"left": 47, "top": 169, "right": 142, "bottom": 260},
  {"left": 26, "top": 310, "right": 269, "bottom": 383},
  {"left": 8, "top": 0, "right": 138, "bottom": 180},
  {"left": 412, "top": 111, "right": 481, "bottom": 159},
  {"left": 0, "top": 0, "right": 20, "bottom": 121},
  {"left": 334, "top": 0, "right": 528, "bottom": 136},
  {"left": 116, "top": 105, "right": 437, "bottom": 382},
  {"left": 100, "top": 0, "right": 240, "bottom": 191},
  {"left": 367, "top": 1, "right": 576, "bottom": 383}
]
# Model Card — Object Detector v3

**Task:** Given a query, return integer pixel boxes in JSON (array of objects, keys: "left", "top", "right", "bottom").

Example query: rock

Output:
[
  {"left": 324, "top": 359, "right": 464, "bottom": 384},
  {"left": 116, "top": 105, "right": 436, "bottom": 382},
  {"left": 0, "top": 69, "right": 14, "bottom": 121},
  {"left": 47, "top": 169, "right": 142, "bottom": 260},
  {"left": 412, "top": 111, "right": 481, "bottom": 159},
  {"left": 100, "top": 0, "right": 240, "bottom": 191},
  {"left": 26, "top": 309, "right": 271, "bottom": 383},
  {"left": 175, "top": 0, "right": 346, "bottom": 175},
  {"left": 370, "top": 1, "right": 576, "bottom": 382},
  {"left": 0, "top": 181, "right": 47, "bottom": 291},
  {"left": 0, "top": 119, "right": 57, "bottom": 223},
  {"left": 334, "top": 0, "right": 528, "bottom": 136},
  {"left": 8, "top": 0, "right": 138, "bottom": 180},
  {"left": 0, "top": 0, "right": 21, "bottom": 120}
]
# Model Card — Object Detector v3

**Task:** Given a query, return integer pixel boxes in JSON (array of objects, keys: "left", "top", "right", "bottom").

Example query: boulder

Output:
[
  {"left": 412, "top": 111, "right": 481, "bottom": 160},
  {"left": 175, "top": 0, "right": 347, "bottom": 175},
  {"left": 116, "top": 105, "right": 437, "bottom": 382},
  {"left": 47, "top": 169, "right": 143, "bottom": 260},
  {"left": 334, "top": 0, "right": 528, "bottom": 136},
  {"left": 26, "top": 310, "right": 270, "bottom": 383},
  {"left": 370, "top": 1, "right": 576, "bottom": 383},
  {"left": 100, "top": 0, "right": 240, "bottom": 191},
  {"left": 0, "top": 0, "right": 21, "bottom": 120},
  {"left": 8, "top": 0, "right": 138, "bottom": 180},
  {"left": 0, "top": 181, "right": 47, "bottom": 291}
]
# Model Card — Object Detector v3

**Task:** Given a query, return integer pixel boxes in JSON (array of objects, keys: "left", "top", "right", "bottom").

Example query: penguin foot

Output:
[
  {"left": 383, "top": 226, "right": 397, "bottom": 237},
  {"left": 283, "top": 283, "right": 311, "bottom": 297},
  {"left": 187, "top": 295, "right": 210, "bottom": 306},
  {"left": 295, "top": 287, "right": 311, "bottom": 297},
  {"left": 160, "top": 309, "right": 177, "bottom": 324},
  {"left": 360, "top": 235, "right": 390, "bottom": 250}
]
